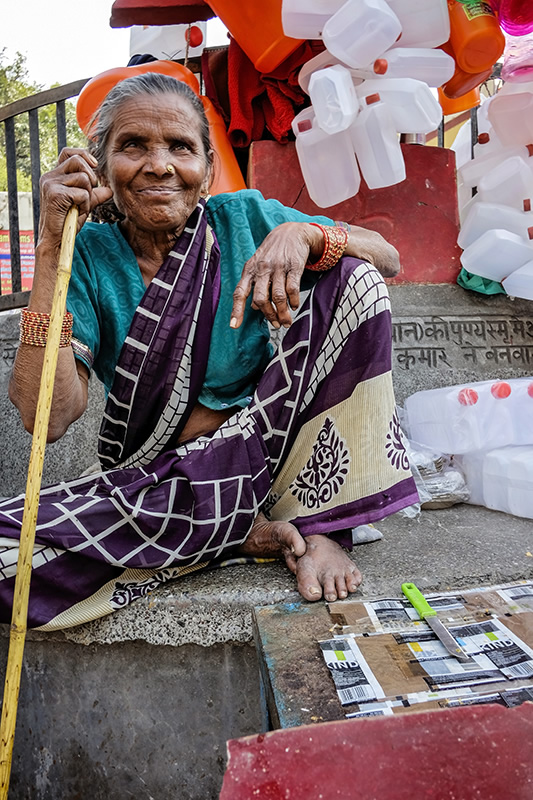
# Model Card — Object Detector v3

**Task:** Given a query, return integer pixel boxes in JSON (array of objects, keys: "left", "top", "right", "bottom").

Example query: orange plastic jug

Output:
[
  {"left": 206, "top": 0, "right": 304, "bottom": 73},
  {"left": 76, "top": 61, "right": 246, "bottom": 195},
  {"left": 439, "top": 40, "right": 492, "bottom": 98},
  {"left": 447, "top": 0, "right": 505, "bottom": 73},
  {"left": 438, "top": 85, "right": 481, "bottom": 115},
  {"left": 442, "top": 60, "right": 493, "bottom": 98}
]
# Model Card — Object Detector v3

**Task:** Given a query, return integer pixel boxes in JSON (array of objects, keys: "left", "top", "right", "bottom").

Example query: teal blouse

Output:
[{"left": 67, "top": 189, "right": 333, "bottom": 411}]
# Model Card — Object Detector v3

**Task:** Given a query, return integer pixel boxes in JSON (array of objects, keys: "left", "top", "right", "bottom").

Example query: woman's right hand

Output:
[{"left": 38, "top": 148, "right": 113, "bottom": 245}]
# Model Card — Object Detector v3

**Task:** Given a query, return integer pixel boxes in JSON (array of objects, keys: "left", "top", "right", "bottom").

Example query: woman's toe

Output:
[
  {"left": 346, "top": 565, "right": 362, "bottom": 592},
  {"left": 296, "top": 559, "right": 323, "bottom": 601},
  {"left": 322, "top": 574, "right": 337, "bottom": 603},
  {"left": 335, "top": 574, "right": 348, "bottom": 600}
]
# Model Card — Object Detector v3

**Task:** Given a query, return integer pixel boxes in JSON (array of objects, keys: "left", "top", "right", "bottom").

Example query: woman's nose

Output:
[{"left": 143, "top": 149, "right": 172, "bottom": 175}]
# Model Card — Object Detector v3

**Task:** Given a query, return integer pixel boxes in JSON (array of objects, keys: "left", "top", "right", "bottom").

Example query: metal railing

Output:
[{"left": 0, "top": 79, "right": 89, "bottom": 311}]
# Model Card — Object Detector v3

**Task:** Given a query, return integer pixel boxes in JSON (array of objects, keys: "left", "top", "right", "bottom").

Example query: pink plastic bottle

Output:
[
  {"left": 489, "top": 0, "right": 533, "bottom": 35},
  {"left": 501, "top": 31, "right": 533, "bottom": 82}
]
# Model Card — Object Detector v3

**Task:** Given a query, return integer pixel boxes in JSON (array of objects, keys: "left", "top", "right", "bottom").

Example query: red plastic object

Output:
[
  {"left": 248, "top": 140, "right": 461, "bottom": 284},
  {"left": 458, "top": 387, "right": 479, "bottom": 405},
  {"left": 221, "top": 704, "right": 533, "bottom": 800},
  {"left": 185, "top": 24, "right": 204, "bottom": 47},
  {"left": 110, "top": 0, "right": 214, "bottom": 27},
  {"left": 491, "top": 381, "right": 512, "bottom": 398}
]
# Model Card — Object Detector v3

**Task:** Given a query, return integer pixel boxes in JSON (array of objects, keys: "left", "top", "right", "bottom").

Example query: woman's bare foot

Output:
[
  {"left": 237, "top": 512, "right": 306, "bottom": 569},
  {"left": 294, "top": 534, "right": 362, "bottom": 603}
]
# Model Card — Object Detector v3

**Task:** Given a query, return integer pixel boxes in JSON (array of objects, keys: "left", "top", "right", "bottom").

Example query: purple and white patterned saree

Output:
[{"left": 0, "top": 201, "right": 418, "bottom": 630}]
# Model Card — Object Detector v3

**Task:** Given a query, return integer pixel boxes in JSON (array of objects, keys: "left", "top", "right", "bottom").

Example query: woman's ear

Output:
[{"left": 202, "top": 150, "right": 215, "bottom": 194}]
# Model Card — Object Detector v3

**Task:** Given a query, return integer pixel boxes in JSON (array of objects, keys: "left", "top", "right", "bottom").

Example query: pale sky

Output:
[{"left": 2, "top": 0, "right": 228, "bottom": 89}]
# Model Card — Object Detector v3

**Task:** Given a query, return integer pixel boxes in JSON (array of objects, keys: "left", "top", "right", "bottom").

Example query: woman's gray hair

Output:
[{"left": 88, "top": 72, "right": 214, "bottom": 222}]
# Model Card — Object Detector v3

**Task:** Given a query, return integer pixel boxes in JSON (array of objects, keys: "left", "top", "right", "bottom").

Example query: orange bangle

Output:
[
  {"left": 307, "top": 223, "right": 349, "bottom": 271},
  {"left": 20, "top": 309, "right": 73, "bottom": 348}
]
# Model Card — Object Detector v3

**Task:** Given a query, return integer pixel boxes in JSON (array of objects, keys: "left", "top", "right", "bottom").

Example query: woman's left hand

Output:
[{"left": 230, "top": 222, "right": 322, "bottom": 330}]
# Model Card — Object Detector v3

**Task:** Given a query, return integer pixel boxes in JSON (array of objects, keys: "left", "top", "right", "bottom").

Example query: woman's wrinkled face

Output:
[{"left": 103, "top": 92, "right": 211, "bottom": 235}]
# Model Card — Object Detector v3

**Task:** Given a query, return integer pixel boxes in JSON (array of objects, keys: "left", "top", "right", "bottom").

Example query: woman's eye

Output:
[
  {"left": 123, "top": 140, "right": 141, "bottom": 150},
  {"left": 171, "top": 141, "right": 190, "bottom": 151}
]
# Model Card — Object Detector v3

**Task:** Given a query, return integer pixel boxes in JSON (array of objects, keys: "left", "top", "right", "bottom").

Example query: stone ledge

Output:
[{"left": 13, "top": 503, "right": 532, "bottom": 649}]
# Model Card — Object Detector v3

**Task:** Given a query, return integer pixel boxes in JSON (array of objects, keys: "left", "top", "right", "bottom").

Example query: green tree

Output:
[{"left": 0, "top": 48, "right": 86, "bottom": 192}]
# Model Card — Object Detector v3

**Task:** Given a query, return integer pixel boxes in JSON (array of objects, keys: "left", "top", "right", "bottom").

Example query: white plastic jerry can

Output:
[
  {"left": 458, "top": 201, "right": 533, "bottom": 250},
  {"left": 482, "top": 445, "right": 533, "bottom": 519},
  {"left": 386, "top": 0, "right": 450, "bottom": 49},
  {"left": 309, "top": 65, "right": 360, "bottom": 134},
  {"left": 478, "top": 155, "right": 533, "bottom": 211},
  {"left": 404, "top": 379, "right": 532, "bottom": 455},
  {"left": 292, "top": 107, "right": 361, "bottom": 207},
  {"left": 281, "top": 0, "right": 345, "bottom": 39},
  {"left": 350, "top": 93, "right": 406, "bottom": 189},
  {"left": 487, "top": 90, "right": 533, "bottom": 147},
  {"left": 322, "top": 0, "right": 402, "bottom": 69},
  {"left": 460, "top": 228, "right": 533, "bottom": 282},
  {"left": 374, "top": 46, "right": 455, "bottom": 86},
  {"left": 356, "top": 77, "right": 442, "bottom": 134},
  {"left": 458, "top": 143, "right": 533, "bottom": 190},
  {"left": 502, "top": 259, "right": 533, "bottom": 300}
]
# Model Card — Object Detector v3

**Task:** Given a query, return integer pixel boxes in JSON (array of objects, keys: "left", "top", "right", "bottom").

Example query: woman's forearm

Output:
[
  {"left": 9, "top": 239, "right": 89, "bottom": 442},
  {"left": 306, "top": 222, "right": 400, "bottom": 278},
  {"left": 345, "top": 224, "right": 400, "bottom": 277}
]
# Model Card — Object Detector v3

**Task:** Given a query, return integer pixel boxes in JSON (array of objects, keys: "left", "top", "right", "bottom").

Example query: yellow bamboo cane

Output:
[{"left": 0, "top": 205, "right": 79, "bottom": 797}]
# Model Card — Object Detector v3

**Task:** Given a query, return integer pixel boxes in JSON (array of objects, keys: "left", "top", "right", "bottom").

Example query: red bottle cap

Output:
[
  {"left": 528, "top": 226, "right": 533, "bottom": 239},
  {"left": 185, "top": 25, "right": 204, "bottom": 48},
  {"left": 491, "top": 381, "right": 511, "bottom": 399},
  {"left": 525, "top": 199, "right": 531, "bottom": 212},
  {"left": 477, "top": 132, "right": 490, "bottom": 144},
  {"left": 458, "top": 388, "right": 478, "bottom": 406},
  {"left": 366, "top": 93, "right": 381, "bottom": 105},
  {"left": 297, "top": 119, "right": 312, "bottom": 133},
  {"left": 373, "top": 59, "right": 388, "bottom": 75},
  {"left": 528, "top": 382, "right": 533, "bottom": 398},
  {"left": 527, "top": 144, "right": 533, "bottom": 157}
]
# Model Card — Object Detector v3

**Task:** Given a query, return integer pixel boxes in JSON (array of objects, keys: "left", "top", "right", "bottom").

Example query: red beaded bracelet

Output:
[
  {"left": 20, "top": 309, "right": 74, "bottom": 348},
  {"left": 307, "top": 223, "right": 349, "bottom": 271}
]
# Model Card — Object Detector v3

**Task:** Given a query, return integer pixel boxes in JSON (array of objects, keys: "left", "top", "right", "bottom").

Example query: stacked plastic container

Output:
[
  {"left": 282, "top": 0, "right": 453, "bottom": 206},
  {"left": 404, "top": 378, "right": 533, "bottom": 519},
  {"left": 455, "top": 79, "right": 533, "bottom": 299}
]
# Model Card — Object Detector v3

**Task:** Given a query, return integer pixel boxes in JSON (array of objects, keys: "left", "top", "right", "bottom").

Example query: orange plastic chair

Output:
[{"left": 76, "top": 60, "right": 246, "bottom": 195}]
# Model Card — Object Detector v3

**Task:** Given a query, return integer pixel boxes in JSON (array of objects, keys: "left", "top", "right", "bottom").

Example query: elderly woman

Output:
[{"left": 1, "top": 73, "right": 417, "bottom": 630}]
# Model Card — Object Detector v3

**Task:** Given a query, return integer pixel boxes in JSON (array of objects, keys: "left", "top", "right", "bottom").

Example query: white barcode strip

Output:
[
  {"left": 506, "top": 661, "right": 533, "bottom": 678},
  {"left": 338, "top": 685, "right": 375, "bottom": 705}
]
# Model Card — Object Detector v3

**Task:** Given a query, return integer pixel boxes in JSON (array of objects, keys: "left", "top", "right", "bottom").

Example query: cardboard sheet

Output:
[{"left": 320, "top": 581, "right": 533, "bottom": 717}]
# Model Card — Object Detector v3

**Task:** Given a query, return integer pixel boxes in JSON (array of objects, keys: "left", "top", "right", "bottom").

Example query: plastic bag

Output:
[{"left": 396, "top": 406, "right": 470, "bottom": 513}]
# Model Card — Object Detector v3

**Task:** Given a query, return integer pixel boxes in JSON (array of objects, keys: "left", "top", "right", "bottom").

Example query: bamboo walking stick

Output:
[{"left": 0, "top": 206, "right": 79, "bottom": 797}]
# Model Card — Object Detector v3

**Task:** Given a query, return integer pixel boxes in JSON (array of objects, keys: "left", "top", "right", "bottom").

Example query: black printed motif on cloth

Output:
[
  {"left": 386, "top": 410, "right": 410, "bottom": 471},
  {"left": 110, "top": 570, "right": 176, "bottom": 608},
  {"left": 263, "top": 491, "right": 282, "bottom": 518},
  {"left": 290, "top": 417, "right": 350, "bottom": 509}
]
